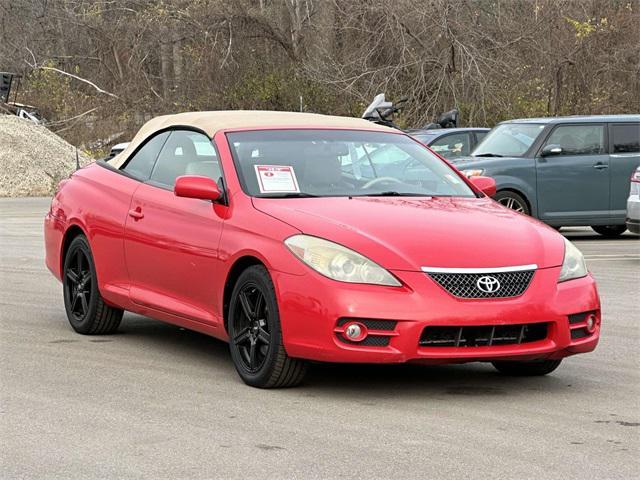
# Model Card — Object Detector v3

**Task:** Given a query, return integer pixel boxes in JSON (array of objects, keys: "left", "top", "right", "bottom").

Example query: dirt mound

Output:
[{"left": 0, "top": 115, "right": 90, "bottom": 197}]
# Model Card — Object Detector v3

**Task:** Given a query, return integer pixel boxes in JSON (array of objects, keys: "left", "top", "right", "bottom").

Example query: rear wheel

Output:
[
  {"left": 494, "top": 191, "right": 530, "bottom": 215},
  {"left": 63, "top": 235, "right": 123, "bottom": 334},
  {"left": 492, "top": 359, "right": 562, "bottom": 376},
  {"left": 228, "top": 265, "right": 307, "bottom": 388},
  {"left": 591, "top": 225, "right": 627, "bottom": 237}
]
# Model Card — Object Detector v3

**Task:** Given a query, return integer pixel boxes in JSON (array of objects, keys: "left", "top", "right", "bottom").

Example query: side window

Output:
[
  {"left": 121, "top": 131, "right": 170, "bottom": 180},
  {"left": 474, "top": 131, "right": 488, "bottom": 143},
  {"left": 611, "top": 124, "right": 640, "bottom": 153},
  {"left": 353, "top": 145, "right": 411, "bottom": 179},
  {"left": 430, "top": 133, "right": 471, "bottom": 159},
  {"left": 150, "top": 130, "right": 221, "bottom": 188},
  {"left": 544, "top": 124, "right": 605, "bottom": 155}
]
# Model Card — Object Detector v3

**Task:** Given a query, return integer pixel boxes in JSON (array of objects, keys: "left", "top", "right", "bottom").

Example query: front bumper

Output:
[{"left": 274, "top": 267, "right": 600, "bottom": 364}]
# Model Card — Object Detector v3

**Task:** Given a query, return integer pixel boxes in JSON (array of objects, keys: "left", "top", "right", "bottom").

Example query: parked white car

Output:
[{"left": 627, "top": 166, "right": 640, "bottom": 234}]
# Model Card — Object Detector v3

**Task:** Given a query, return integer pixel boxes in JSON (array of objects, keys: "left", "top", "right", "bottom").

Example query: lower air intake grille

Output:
[
  {"left": 419, "top": 323, "right": 548, "bottom": 347},
  {"left": 426, "top": 270, "right": 535, "bottom": 298},
  {"left": 336, "top": 335, "right": 391, "bottom": 347},
  {"left": 336, "top": 318, "right": 397, "bottom": 330}
]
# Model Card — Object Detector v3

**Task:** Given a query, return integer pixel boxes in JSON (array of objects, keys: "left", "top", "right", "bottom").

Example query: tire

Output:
[
  {"left": 494, "top": 190, "right": 530, "bottom": 215},
  {"left": 591, "top": 225, "right": 627, "bottom": 237},
  {"left": 228, "top": 265, "right": 307, "bottom": 388},
  {"left": 492, "top": 359, "right": 562, "bottom": 376},
  {"left": 63, "top": 235, "right": 123, "bottom": 334}
]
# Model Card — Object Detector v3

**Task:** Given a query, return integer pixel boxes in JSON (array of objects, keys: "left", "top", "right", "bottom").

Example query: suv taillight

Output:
[{"left": 632, "top": 169, "right": 640, "bottom": 183}]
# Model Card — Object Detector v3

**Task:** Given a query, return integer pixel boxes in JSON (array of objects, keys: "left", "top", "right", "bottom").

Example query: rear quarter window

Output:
[
  {"left": 121, "top": 131, "right": 170, "bottom": 180},
  {"left": 611, "top": 124, "right": 640, "bottom": 153}
]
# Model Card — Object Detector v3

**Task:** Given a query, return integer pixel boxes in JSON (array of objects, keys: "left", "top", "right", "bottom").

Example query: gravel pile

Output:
[{"left": 0, "top": 115, "right": 91, "bottom": 197}]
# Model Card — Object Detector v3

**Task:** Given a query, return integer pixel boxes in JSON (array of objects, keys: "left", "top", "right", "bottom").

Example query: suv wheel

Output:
[
  {"left": 591, "top": 225, "right": 627, "bottom": 237},
  {"left": 494, "top": 191, "right": 530, "bottom": 215}
]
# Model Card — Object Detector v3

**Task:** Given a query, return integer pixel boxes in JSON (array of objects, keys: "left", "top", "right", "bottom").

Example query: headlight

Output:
[
  {"left": 461, "top": 169, "right": 484, "bottom": 177},
  {"left": 284, "top": 235, "right": 401, "bottom": 286},
  {"left": 558, "top": 238, "right": 588, "bottom": 282}
]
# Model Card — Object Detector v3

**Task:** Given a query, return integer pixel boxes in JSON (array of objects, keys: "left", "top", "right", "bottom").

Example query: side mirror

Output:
[
  {"left": 541, "top": 144, "right": 563, "bottom": 157},
  {"left": 470, "top": 176, "right": 497, "bottom": 197},
  {"left": 174, "top": 175, "right": 222, "bottom": 202}
]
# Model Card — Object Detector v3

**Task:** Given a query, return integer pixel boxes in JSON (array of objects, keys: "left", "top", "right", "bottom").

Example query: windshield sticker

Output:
[{"left": 255, "top": 165, "right": 300, "bottom": 193}]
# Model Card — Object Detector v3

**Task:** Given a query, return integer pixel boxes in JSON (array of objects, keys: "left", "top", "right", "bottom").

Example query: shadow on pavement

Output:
[{"left": 117, "top": 314, "right": 572, "bottom": 398}]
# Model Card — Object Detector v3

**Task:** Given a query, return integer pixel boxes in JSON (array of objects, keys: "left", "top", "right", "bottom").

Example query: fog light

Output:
[
  {"left": 586, "top": 314, "right": 597, "bottom": 333},
  {"left": 343, "top": 322, "right": 367, "bottom": 342}
]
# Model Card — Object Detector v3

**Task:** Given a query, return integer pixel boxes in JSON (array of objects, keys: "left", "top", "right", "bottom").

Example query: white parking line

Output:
[{"left": 584, "top": 254, "right": 640, "bottom": 260}]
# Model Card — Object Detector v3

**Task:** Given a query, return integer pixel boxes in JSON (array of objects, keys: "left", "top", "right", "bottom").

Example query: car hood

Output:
[
  {"left": 252, "top": 196, "right": 564, "bottom": 271},
  {"left": 450, "top": 155, "right": 521, "bottom": 168}
]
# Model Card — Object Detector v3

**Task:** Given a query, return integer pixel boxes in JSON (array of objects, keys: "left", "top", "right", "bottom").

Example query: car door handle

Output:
[
  {"left": 593, "top": 163, "right": 608, "bottom": 170},
  {"left": 128, "top": 208, "right": 144, "bottom": 220}
]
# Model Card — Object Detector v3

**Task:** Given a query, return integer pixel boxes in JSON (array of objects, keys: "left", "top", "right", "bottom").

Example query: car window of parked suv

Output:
[
  {"left": 473, "top": 123, "right": 545, "bottom": 157},
  {"left": 430, "top": 133, "right": 471, "bottom": 158},
  {"left": 544, "top": 124, "right": 605, "bottom": 155},
  {"left": 121, "top": 131, "right": 170, "bottom": 180},
  {"left": 611, "top": 124, "right": 640, "bottom": 153},
  {"left": 149, "top": 130, "right": 221, "bottom": 188}
]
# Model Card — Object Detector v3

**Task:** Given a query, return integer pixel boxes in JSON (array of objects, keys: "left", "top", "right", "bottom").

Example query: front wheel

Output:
[
  {"left": 492, "top": 359, "right": 562, "bottom": 376},
  {"left": 493, "top": 191, "right": 530, "bottom": 215},
  {"left": 228, "top": 265, "right": 307, "bottom": 388},
  {"left": 591, "top": 225, "right": 627, "bottom": 237},
  {"left": 63, "top": 235, "right": 123, "bottom": 334}
]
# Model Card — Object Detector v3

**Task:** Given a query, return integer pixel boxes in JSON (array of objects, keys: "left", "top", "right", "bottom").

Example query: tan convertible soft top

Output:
[{"left": 108, "top": 110, "right": 396, "bottom": 168}]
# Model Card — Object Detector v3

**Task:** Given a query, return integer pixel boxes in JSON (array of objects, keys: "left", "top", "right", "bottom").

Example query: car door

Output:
[
  {"left": 609, "top": 123, "right": 640, "bottom": 219},
  {"left": 124, "top": 129, "right": 227, "bottom": 326},
  {"left": 429, "top": 132, "right": 472, "bottom": 160},
  {"left": 535, "top": 123, "right": 609, "bottom": 223}
]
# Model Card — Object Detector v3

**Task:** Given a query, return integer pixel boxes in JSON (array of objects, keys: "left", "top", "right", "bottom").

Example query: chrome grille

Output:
[{"left": 424, "top": 268, "right": 535, "bottom": 299}]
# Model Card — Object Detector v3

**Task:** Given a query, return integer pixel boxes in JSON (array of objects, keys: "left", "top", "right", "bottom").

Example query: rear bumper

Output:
[
  {"left": 627, "top": 195, "right": 640, "bottom": 234},
  {"left": 274, "top": 267, "right": 600, "bottom": 364},
  {"left": 44, "top": 211, "right": 65, "bottom": 281}
]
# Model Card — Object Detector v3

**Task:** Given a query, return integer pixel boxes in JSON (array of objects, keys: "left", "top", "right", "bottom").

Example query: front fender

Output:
[{"left": 491, "top": 175, "right": 538, "bottom": 217}]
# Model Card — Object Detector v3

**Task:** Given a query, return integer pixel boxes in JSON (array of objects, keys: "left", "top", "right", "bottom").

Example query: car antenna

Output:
[{"left": 75, "top": 147, "right": 79, "bottom": 171}]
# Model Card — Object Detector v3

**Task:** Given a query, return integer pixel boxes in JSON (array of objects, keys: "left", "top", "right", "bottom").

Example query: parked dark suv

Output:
[{"left": 452, "top": 115, "right": 640, "bottom": 236}]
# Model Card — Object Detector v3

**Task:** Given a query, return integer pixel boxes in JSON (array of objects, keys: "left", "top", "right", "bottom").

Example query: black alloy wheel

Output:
[
  {"left": 232, "top": 284, "right": 271, "bottom": 373},
  {"left": 65, "top": 247, "right": 92, "bottom": 321},
  {"left": 492, "top": 359, "right": 562, "bottom": 376},
  {"left": 62, "top": 235, "right": 123, "bottom": 334},
  {"left": 228, "top": 265, "right": 307, "bottom": 388}
]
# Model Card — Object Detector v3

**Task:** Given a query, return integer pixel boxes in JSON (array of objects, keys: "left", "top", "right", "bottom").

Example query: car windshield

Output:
[
  {"left": 412, "top": 133, "right": 438, "bottom": 144},
  {"left": 472, "top": 123, "right": 546, "bottom": 157},
  {"left": 227, "top": 130, "right": 476, "bottom": 198}
]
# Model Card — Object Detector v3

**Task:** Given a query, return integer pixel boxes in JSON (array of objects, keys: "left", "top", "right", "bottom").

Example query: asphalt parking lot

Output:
[{"left": 1, "top": 197, "right": 638, "bottom": 480}]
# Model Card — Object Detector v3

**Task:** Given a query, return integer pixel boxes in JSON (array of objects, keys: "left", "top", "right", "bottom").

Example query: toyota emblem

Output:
[{"left": 476, "top": 275, "right": 501, "bottom": 293}]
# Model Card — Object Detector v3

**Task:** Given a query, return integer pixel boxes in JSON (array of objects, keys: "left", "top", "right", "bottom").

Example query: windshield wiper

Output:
[
  {"left": 357, "top": 191, "right": 428, "bottom": 197},
  {"left": 262, "top": 192, "right": 319, "bottom": 198},
  {"left": 473, "top": 153, "right": 503, "bottom": 157}
]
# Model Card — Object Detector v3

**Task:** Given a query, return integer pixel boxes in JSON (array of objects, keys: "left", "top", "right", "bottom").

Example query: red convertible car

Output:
[{"left": 44, "top": 111, "right": 600, "bottom": 388}]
